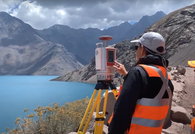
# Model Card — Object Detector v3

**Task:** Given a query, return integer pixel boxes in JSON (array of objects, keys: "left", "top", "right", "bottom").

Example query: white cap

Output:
[{"left": 131, "top": 32, "right": 165, "bottom": 54}]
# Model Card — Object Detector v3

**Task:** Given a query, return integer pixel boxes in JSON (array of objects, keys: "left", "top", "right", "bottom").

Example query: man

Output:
[{"left": 108, "top": 32, "right": 174, "bottom": 134}]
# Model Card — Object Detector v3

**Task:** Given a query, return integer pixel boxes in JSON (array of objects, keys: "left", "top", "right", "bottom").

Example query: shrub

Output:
[{"left": 5, "top": 97, "right": 89, "bottom": 134}]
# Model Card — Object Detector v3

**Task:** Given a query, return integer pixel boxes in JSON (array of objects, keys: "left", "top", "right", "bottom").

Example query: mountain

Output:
[
  {"left": 53, "top": 4, "right": 195, "bottom": 83},
  {"left": 0, "top": 12, "right": 83, "bottom": 75},
  {"left": 0, "top": 10, "right": 166, "bottom": 75},
  {"left": 37, "top": 25, "right": 102, "bottom": 65},
  {"left": 38, "top": 11, "right": 166, "bottom": 65},
  {"left": 101, "top": 21, "right": 133, "bottom": 44},
  {"left": 122, "top": 11, "right": 166, "bottom": 41},
  {"left": 102, "top": 11, "right": 166, "bottom": 45}
]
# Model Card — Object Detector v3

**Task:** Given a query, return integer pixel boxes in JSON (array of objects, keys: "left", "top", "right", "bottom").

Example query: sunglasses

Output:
[{"left": 134, "top": 43, "right": 141, "bottom": 51}]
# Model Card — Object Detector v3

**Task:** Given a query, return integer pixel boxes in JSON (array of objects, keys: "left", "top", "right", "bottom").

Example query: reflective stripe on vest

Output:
[{"left": 128, "top": 64, "right": 172, "bottom": 134}]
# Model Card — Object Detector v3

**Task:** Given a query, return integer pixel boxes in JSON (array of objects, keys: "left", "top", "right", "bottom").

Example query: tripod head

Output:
[{"left": 95, "top": 35, "right": 116, "bottom": 81}]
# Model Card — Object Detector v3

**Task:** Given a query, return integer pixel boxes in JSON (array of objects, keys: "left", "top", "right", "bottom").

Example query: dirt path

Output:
[{"left": 180, "top": 67, "right": 195, "bottom": 134}]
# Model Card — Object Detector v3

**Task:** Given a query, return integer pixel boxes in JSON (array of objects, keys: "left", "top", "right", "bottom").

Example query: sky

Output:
[{"left": 0, "top": 0, "right": 194, "bottom": 30}]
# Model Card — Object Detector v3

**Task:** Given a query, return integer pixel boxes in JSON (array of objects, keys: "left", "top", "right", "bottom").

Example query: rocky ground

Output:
[{"left": 164, "top": 66, "right": 195, "bottom": 134}]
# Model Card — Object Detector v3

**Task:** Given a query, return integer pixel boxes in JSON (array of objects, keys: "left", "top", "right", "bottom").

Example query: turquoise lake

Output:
[{"left": 0, "top": 76, "right": 98, "bottom": 133}]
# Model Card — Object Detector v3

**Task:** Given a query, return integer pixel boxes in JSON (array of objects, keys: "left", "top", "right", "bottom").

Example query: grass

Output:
[{"left": 3, "top": 97, "right": 89, "bottom": 134}]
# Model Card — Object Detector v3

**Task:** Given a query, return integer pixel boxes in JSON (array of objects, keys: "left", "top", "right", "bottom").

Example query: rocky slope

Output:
[
  {"left": 53, "top": 4, "right": 195, "bottom": 83},
  {"left": 0, "top": 12, "right": 83, "bottom": 75},
  {"left": 0, "top": 40, "right": 83, "bottom": 75},
  {"left": 145, "top": 4, "right": 195, "bottom": 66},
  {"left": 161, "top": 66, "right": 194, "bottom": 134}
]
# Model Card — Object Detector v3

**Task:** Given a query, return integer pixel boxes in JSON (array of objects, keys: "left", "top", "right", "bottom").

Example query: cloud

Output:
[
  {"left": 11, "top": 1, "right": 70, "bottom": 30},
  {"left": 0, "top": 0, "right": 23, "bottom": 13},
  {"left": 3, "top": 0, "right": 195, "bottom": 30}
]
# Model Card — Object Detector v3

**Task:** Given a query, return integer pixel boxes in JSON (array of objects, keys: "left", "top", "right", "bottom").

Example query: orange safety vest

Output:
[
  {"left": 108, "top": 64, "right": 172, "bottom": 133},
  {"left": 127, "top": 64, "right": 172, "bottom": 134},
  {"left": 190, "top": 117, "right": 195, "bottom": 134}
]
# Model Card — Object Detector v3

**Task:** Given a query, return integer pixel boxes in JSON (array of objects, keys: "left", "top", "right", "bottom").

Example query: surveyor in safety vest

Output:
[{"left": 108, "top": 32, "right": 174, "bottom": 134}]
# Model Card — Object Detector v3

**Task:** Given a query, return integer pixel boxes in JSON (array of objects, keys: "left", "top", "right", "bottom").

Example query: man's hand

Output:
[{"left": 113, "top": 61, "right": 128, "bottom": 76}]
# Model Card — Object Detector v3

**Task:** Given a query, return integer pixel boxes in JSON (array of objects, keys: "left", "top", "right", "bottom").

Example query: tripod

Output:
[{"left": 77, "top": 80, "right": 118, "bottom": 134}]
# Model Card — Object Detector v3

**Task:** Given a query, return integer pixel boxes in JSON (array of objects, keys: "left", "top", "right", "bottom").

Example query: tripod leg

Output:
[
  {"left": 94, "top": 89, "right": 109, "bottom": 134},
  {"left": 82, "top": 89, "right": 101, "bottom": 133},
  {"left": 78, "top": 89, "right": 97, "bottom": 134},
  {"left": 103, "top": 89, "right": 109, "bottom": 113}
]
